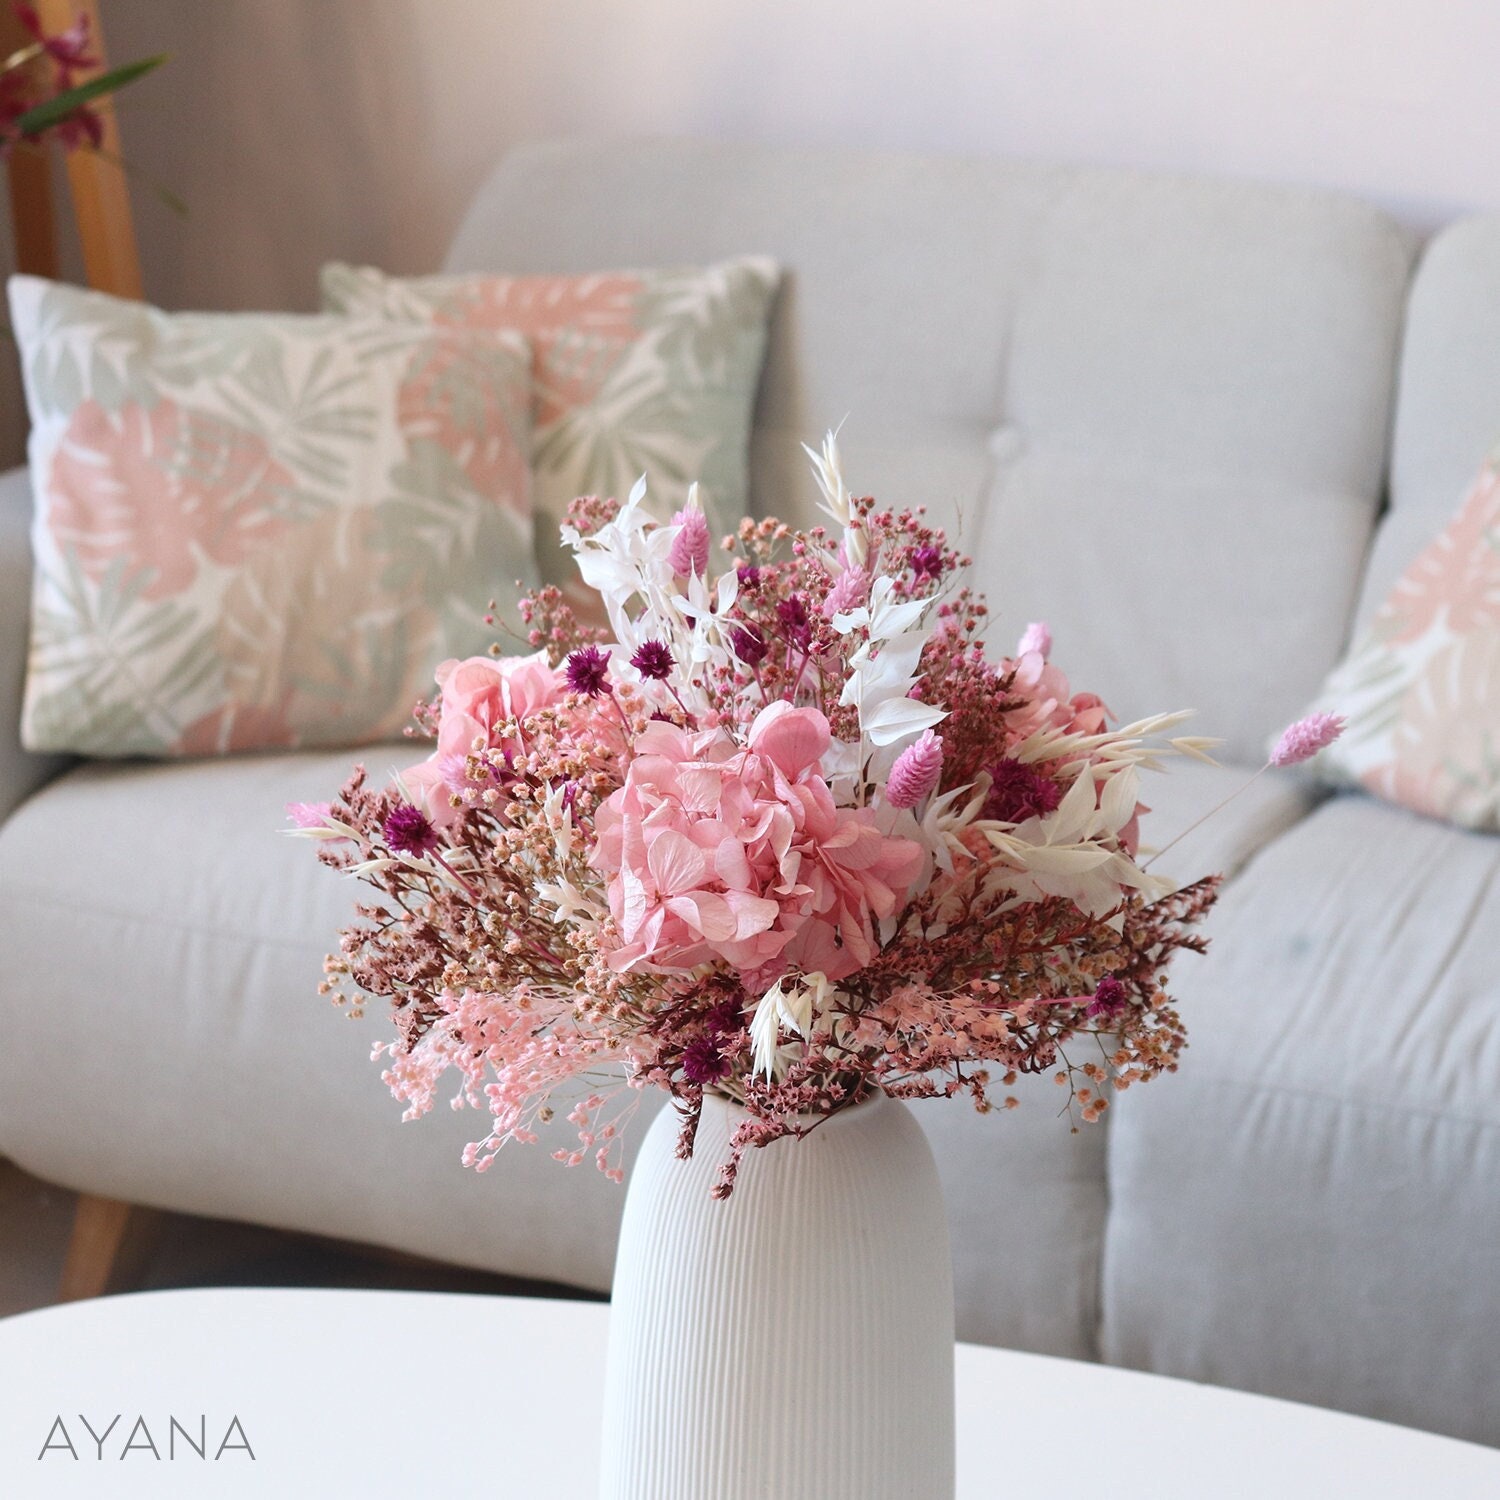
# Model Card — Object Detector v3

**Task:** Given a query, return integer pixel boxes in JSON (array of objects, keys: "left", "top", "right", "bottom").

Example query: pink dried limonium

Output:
[
  {"left": 884, "top": 730, "right": 944, "bottom": 808},
  {"left": 1270, "top": 712, "right": 1346, "bottom": 768}
]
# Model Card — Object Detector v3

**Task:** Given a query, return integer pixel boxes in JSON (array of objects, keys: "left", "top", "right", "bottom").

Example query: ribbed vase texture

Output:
[{"left": 599, "top": 1091, "right": 955, "bottom": 1500}]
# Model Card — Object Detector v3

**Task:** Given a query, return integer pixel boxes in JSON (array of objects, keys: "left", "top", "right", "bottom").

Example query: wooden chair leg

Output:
[{"left": 58, "top": 1193, "right": 151, "bottom": 1302}]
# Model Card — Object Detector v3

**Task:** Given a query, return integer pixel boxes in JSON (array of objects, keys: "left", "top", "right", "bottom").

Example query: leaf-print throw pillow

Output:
[
  {"left": 320, "top": 256, "right": 780, "bottom": 601},
  {"left": 1303, "top": 462, "right": 1500, "bottom": 829},
  {"left": 9, "top": 275, "right": 536, "bottom": 757}
]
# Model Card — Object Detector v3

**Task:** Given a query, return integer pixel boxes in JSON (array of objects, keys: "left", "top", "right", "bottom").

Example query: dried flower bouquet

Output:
[{"left": 293, "top": 435, "right": 1342, "bottom": 1196}]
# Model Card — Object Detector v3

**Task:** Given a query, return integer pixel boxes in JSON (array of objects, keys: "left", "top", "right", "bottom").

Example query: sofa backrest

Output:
[
  {"left": 448, "top": 138, "right": 1415, "bottom": 762},
  {"left": 1360, "top": 214, "right": 1500, "bottom": 627}
]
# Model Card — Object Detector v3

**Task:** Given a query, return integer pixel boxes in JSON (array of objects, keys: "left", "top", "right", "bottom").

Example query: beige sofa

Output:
[{"left": 2, "top": 139, "right": 1496, "bottom": 1446}]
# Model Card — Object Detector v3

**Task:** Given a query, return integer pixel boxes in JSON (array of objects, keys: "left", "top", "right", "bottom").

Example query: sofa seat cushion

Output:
[
  {"left": 1103, "top": 792, "right": 1500, "bottom": 1445},
  {"left": 0, "top": 748, "right": 645, "bottom": 1294},
  {"left": 0, "top": 751, "right": 1311, "bottom": 1354}
]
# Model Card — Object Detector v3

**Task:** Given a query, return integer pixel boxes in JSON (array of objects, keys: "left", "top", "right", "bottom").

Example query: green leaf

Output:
[{"left": 14, "top": 55, "right": 168, "bottom": 136}]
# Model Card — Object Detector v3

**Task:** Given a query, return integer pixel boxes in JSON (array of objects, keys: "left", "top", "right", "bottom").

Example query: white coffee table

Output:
[{"left": 1, "top": 1288, "right": 1496, "bottom": 1497}]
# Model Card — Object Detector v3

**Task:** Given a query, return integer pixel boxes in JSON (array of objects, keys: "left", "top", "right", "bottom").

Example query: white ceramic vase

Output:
[{"left": 598, "top": 1090, "right": 955, "bottom": 1500}]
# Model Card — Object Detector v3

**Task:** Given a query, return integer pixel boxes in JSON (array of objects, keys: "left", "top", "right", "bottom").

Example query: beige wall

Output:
[
  {"left": 100, "top": 0, "right": 1500, "bottom": 312},
  {"left": 4, "top": 0, "right": 1498, "bottom": 461}
]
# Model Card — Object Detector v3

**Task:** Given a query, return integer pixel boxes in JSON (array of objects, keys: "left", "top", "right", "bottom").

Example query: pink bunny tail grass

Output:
[
  {"left": 668, "top": 506, "right": 711, "bottom": 577},
  {"left": 285, "top": 800, "right": 332, "bottom": 827},
  {"left": 1270, "top": 712, "right": 1346, "bottom": 768},
  {"left": 1016, "top": 621, "right": 1052, "bottom": 658},
  {"left": 885, "top": 730, "right": 944, "bottom": 809}
]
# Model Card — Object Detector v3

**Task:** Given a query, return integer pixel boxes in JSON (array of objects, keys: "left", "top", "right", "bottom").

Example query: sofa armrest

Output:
[{"left": 0, "top": 465, "right": 68, "bottom": 823}]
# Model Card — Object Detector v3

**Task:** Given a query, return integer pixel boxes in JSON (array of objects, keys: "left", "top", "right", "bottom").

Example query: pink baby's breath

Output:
[{"left": 1270, "top": 712, "right": 1346, "bottom": 768}]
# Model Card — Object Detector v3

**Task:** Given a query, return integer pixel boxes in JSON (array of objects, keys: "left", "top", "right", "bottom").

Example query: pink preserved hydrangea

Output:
[
  {"left": 591, "top": 703, "right": 924, "bottom": 982},
  {"left": 405, "top": 652, "right": 565, "bottom": 825},
  {"left": 1002, "top": 648, "right": 1109, "bottom": 741}
]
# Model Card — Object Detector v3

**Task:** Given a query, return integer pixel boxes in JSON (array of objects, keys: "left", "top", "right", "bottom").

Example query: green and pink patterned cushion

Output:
[
  {"left": 320, "top": 257, "right": 780, "bottom": 602},
  {"left": 1307, "top": 462, "right": 1500, "bottom": 830},
  {"left": 9, "top": 275, "right": 536, "bottom": 757}
]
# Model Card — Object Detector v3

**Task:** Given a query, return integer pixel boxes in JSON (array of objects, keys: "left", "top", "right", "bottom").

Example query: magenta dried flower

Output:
[
  {"left": 776, "top": 595, "right": 812, "bottom": 649},
  {"left": 983, "top": 758, "right": 1063, "bottom": 824},
  {"left": 1269, "top": 712, "right": 1345, "bottom": 768},
  {"left": 565, "top": 644, "right": 612, "bottom": 697},
  {"left": 669, "top": 506, "right": 711, "bottom": 577},
  {"left": 730, "top": 625, "right": 767, "bottom": 667},
  {"left": 737, "top": 564, "right": 761, "bottom": 590},
  {"left": 384, "top": 803, "right": 439, "bottom": 857},
  {"left": 1086, "top": 976, "right": 1128, "bottom": 1020},
  {"left": 630, "top": 639, "right": 675, "bottom": 681},
  {"left": 910, "top": 545, "right": 944, "bottom": 580},
  {"left": 705, "top": 998, "right": 745, "bottom": 1037},
  {"left": 885, "top": 730, "right": 944, "bottom": 808},
  {"left": 682, "top": 1036, "right": 732, "bottom": 1084}
]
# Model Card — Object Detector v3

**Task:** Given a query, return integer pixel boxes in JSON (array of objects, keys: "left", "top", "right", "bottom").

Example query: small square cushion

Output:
[
  {"left": 1303, "top": 462, "right": 1500, "bottom": 829},
  {"left": 10, "top": 275, "right": 535, "bottom": 757},
  {"left": 320, "top": 257, "right": 780, "bottom": 597}
]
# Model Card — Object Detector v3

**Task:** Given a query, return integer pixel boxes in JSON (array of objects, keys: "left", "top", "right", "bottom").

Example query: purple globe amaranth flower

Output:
[
  {"left": 682, "top": 1035, "right": 732, "bottom": 1085},
  {"left": 384, "top": 802, "right": 439, "bottom": 857},
  {"left": 910, "top": 545, "right": 944, "bottom": 580},
  {"left": 630, "top": 639, "right": 675, "bottom": 681},
  {"left": 1270, "top": 712, "right": 1346, "bottom": 768},
  {"left": 776, "top": 595, "right": 812, "bottom": 649},
  {"left": 737, "top": 564, "right": 761, "bottom": 590},
  {"left": 730, "top": 624, "right": 768, "bottom": 667},
  {"left": 704, "top": 998, "right": 745, "bottom": 1038},
  {"left": 885, "top": 730, "right": 944, "bottom": 809},
  {"left": 1087, "top": 976, "right": 1128, "bottom": 1021},
  {"left": 669, "top": 505, "right": 711, "bottom": 577},
  {"left": 983, "top": 758, "right": 1063, "bottom": 824},
  {"left": 565, "top": 644, "right": 612, "bottom": 698}
]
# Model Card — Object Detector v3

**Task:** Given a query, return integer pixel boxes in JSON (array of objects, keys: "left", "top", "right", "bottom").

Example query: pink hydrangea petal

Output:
[
  {"left": 665, "top": 892, "right": 738, "bottom": 943},
  {"left": 646, "top": 828, "right": 710, "bottom": 896},
  {"left": 747, "top": 701, "right": 832, "bottom": 780}
]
